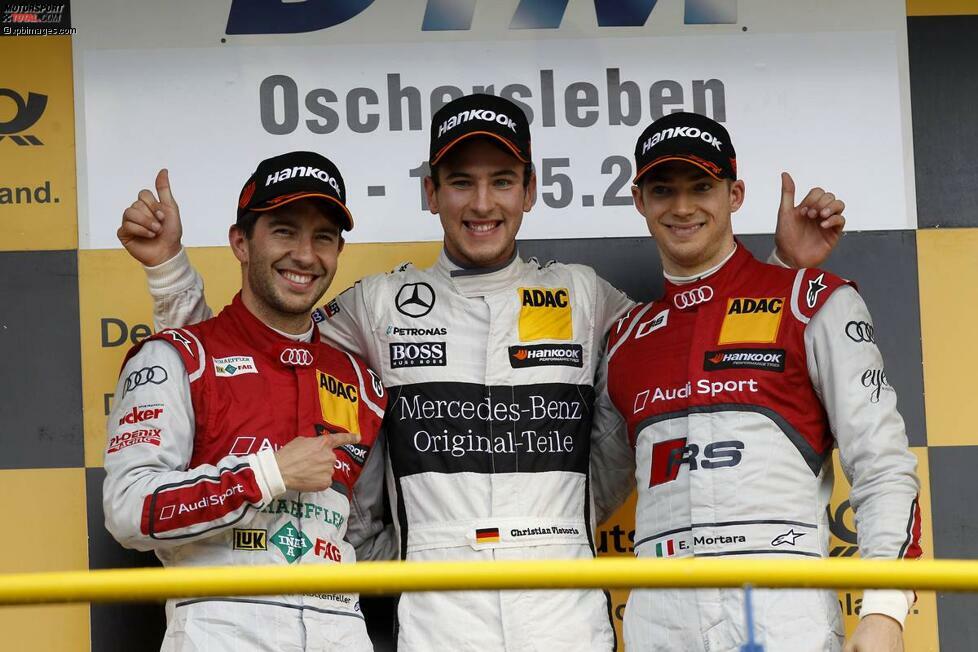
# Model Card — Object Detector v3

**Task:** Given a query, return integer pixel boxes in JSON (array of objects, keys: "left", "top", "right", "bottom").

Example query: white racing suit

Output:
[{"left": 148, "top": 249, "right": 637, "bottom": 651}]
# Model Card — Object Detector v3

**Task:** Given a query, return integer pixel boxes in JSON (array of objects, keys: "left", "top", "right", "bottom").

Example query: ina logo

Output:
[
  {"left": 271, "top": 522, "right": 312, "bottom": 563},
  {"left": 0, "top": 89, "right": 47, "bottom": 146}
]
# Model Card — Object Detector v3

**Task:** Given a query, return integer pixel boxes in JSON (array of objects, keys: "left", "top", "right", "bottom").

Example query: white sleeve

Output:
[
  {"left": 589, "top": 276, "right": 637, "bottom": 524},
  {"left": 805, "top": 286, "right": 920, "bottom": 626},
  {"left": 102, "top": 341, "right": 285, "bottom": 551},
  {"left": 345, "top": 431, "right": 398, "bottom": 561},
  {"left": 146, "top": 248, "right": 213, "bottom": 331}
]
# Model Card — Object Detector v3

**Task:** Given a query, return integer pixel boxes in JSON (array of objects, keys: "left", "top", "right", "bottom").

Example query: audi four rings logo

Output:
[
  {"left": 395, "top": 282, "right": 436, "bottom": 318},
  {"left": 280, "top": 348, "right": 313, "bottom": 366},
  {"left": 123, "top": 366, "right": 168, "bottom": 396},
  {"left": 673, "top": 286, "right": 714, "bottom": 310},
  {"left": 845, "top": 321, "right": 875, "bottom": 344}
]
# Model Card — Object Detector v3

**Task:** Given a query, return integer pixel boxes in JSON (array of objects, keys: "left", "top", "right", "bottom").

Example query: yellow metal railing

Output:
[{"left": 1, "top": 558, "right": 976, "bottom": 606}]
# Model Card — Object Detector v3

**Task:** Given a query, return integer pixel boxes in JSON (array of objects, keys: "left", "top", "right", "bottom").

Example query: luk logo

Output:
[
  {"left": 226, "top": 0, "right": 736, "bottom": 34},
  {"left": 649, "top": 437, "right": 743, "bottom": 487},
  {"left": 389, "top": 342, "right": 446, "bottom": 368},
  {"left": 233, "top": 529, "right": 268, "bottom": 551},
  {"left": 0, "top": 89, "right": 46, "bottom": 146}
]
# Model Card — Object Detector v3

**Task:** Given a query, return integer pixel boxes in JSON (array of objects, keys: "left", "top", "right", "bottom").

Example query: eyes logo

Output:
[
  {"left": 395, "top": 282, "right": 436, "bottom": 318},
  {"left": 280, "top": 348, "right": 313, "bottom": 366},
  {"left": 122, "top": 366, "right": 168, "bottom": 396},
  {"left": 673, "top": 286, "right": 714, "bottom": 310}
]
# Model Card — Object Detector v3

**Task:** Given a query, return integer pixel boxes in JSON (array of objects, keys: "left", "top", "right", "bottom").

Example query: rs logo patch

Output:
[
  {"left": 517, "top": 287, "right": 572, "bottom": 342},
  {"left": 317, "top": 370, "right": 360, "bottom": 435},
  {"left": 717, "top": 297, "right": 784, "bottom": 345}
]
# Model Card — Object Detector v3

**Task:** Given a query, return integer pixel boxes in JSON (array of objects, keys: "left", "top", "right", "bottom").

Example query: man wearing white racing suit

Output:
[
  {"left": 118, "top": 95, "right": 845, "bottom": 650},
  {"left": 607, "top": 112, "right": 921, "bottom": 652}
]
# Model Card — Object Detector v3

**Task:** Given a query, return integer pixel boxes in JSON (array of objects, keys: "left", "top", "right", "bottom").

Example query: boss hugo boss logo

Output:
[
  {"left": 265, "top": 165, "right": 342, "bottom": 197},
  {"left": 280, "top": 348, "right": 313, "bottom": 366},
  {"left": 389, "top": 342, "right": 446, "bottom": 368},
  {"left": 122, "top": 366, "right": 168, "bottom": 396},
  {"left": 395, "top": 282, "right": 436, "bottom": 318},
  {"left": 438, "top": 109, "right": 517, "bottom": 138},
  {"left": 673, "top": 286, "right": 714, "bottom": 310},
  {"left": 509, "top": 344, "right": 583, "bottom": 369},
  {"left": 641, "top": 126, "right": 723, "bottom": 155},
  {"left": 845, "top": 321, "right": 875, "bottom": 344}
]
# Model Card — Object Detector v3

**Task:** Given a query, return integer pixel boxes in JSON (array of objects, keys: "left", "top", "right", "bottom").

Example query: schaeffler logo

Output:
[
  {"left": 0, "top": 89, "right": 47, "bottom": 146},
  {"left": 226, "top": 0, "right": 737, "bottom": 34},
  {"left": 266, "top": 166, "right": 342, "bottom": 198}
]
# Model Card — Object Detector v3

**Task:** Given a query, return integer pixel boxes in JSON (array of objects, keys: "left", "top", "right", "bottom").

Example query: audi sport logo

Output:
[
  {"left": 673, "top": 286, "right": 714, "bottom": 310},
  {"left": 122, "top": 366, "right": 168, "bottom": 396},
  {"left": 395, "top": 282, "right": 436, "bottom": 318},
  {"left": 280, "top": 348, "right": 313, "bottom": 366},
  {"left": 845, "top": 321, "right": 875, "bottom": 344}
]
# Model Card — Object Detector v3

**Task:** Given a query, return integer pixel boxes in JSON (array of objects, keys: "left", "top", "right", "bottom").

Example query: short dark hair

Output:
[
  {"left": 429, "top": 161, "right": 534, "bottom": 189},
  {"left": 235, "top": 211, "right": 261, "bottom": 238}
]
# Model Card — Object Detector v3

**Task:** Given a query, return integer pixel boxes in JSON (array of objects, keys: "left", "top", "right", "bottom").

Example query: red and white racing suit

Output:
[
  {"left": 606, "top": 245, "right": 922, "bottom": 652},
  {"left": 103, "top": 293, "right": 387, "bottom": 651}
]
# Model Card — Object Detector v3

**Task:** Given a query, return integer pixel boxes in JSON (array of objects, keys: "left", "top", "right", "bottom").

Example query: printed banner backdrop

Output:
[
  {"left": 0, "top": 35, "right": 77, "bottom": 250},
  {"left": 72, "top": 0, "right": 915, "bottom": 248},
  {"left": 2, "top": 1, "right": 978, "bottom": 650}
]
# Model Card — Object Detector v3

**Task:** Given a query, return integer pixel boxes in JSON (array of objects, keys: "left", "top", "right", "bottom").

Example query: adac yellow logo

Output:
[
  {"left": 717, "top": 297, "right": 784, "bottom": 345},
  {"left": 518, "top": 287, "right": 572, "bottom": 342},
  {"left": 317, "top": 371, "right": 360, "bottom": 433}
]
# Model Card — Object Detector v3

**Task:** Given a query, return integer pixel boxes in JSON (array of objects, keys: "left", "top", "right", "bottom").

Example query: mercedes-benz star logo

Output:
[{"left": 395, "top": 282, "right": 436, "bottom": 318}]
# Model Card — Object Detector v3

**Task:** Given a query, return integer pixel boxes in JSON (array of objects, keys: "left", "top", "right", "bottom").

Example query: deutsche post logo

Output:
[
  {"left": 517, "top": 287, "right": 572, "bottom": 342},
  {"left": 717, "top": 297, "right": 784, "bottom": 345},
  {"left": 0, "top": 89, "right": 47, "bottom": 146}
]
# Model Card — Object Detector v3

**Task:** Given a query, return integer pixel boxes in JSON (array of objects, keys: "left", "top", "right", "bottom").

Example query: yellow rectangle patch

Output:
[
  {"left": 518, "top": 287, "right": 573, "bottom": 342},
  {"left": 318, "top": 371, "right": 361, "bottom": 434},
  {"left": 717, "top": 297, "right": 784, "bottom": 345}
]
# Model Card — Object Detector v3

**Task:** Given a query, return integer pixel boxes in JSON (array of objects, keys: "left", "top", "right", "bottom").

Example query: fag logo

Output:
[
  {"left": 517, "top": 287, "right": 572, "bottom": 342},
  {"left": 0, "top": 89, "right": 47, "bottom": 146},
  {"left": 717, "top": 297, "right": 784, "bottom": 345}
]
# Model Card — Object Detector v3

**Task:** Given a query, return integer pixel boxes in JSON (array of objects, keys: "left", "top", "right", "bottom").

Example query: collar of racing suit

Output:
[
  {"left": 435, "top": 248, "right": 523, "bottom": 298},
  {"left": 664, "top": 242, "right": 738, "bottom": 285},
  {"left": 218, "top": 293, "right": 318, "bottom": 366},
  {"left": 662, "top": 239, "right": 752, "bottom": 311}
]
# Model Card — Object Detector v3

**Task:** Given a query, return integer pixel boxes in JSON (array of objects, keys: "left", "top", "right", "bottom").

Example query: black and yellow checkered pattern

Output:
[{"left": 2, "top": 2, "right": 977, "bottom": 647}]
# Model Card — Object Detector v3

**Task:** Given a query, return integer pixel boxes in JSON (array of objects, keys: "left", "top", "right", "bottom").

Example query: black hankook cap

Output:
[
  {"left": 429, "top": 94, "right": 531, "bottom": 166},
  {"left": 633, "top": 112, "right": 737, "bottom": 184},
  {"left": 237, "top": 151, "right": 353, "bottom": 231}
]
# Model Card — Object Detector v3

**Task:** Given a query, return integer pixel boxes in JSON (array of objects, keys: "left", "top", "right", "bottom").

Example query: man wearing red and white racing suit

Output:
[
  {"left": 104, "top": 151, "right": 387, "bottom": 651},
  {"left": 607, "top": 112, "right": 922, "bottom": 652}
]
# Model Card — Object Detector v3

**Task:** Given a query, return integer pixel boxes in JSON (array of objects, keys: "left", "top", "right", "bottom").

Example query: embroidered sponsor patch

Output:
[
  {"left": 517, "top": 287, "right": 572, "bottom": 342},
  {"left": 213, "top": 356, "right": 258, "bottom": 377},
  {"left": 317, "top": 370, "right": 360, "bottom": 434},
  {"left": 717, "top": 297, "right": 784, "bottom": 345}
]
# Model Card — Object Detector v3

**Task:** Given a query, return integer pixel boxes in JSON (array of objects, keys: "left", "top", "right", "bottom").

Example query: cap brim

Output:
[
  {"left": 431, "top": 131, "right": 530, "bottom": 166},
  {"left": 251, "top": 192, "right": 354, "bottom": 231},
  {"left": 632, "top": 156, "right": 725, "bottom": 185}
]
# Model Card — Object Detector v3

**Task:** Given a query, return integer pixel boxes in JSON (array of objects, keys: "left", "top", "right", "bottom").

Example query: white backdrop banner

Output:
[{"left": 74, "top": 1, "right": 914, "bottom": 248}]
